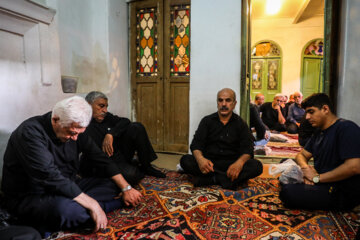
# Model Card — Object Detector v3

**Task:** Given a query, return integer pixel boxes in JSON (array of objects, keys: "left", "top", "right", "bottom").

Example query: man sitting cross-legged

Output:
[
  {"left": 82, "top": 91, "right": 165, "bottom": 185},
  {"left": 1, "top": 96, "right": 142, "bottom": 236},
  {"left": 180, "top": 88, "right": 263, "bottom": 189},
  {"left": 280, "top": 93, "right": 360, "bottom": 210}
]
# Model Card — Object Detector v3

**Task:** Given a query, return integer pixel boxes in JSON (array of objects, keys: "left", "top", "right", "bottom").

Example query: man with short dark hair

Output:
[
  {"left": 280, "top": 93, "right": 360, "bottom": 210},
  {"left": 180, "top": 88, "right": 263, "bottom": 189},
  {"left": 83, "top": 91, "right": 165, "bottom": 185},
  {"left": 254, "top": 93, "right": 265, "bottom": 110},
  {"left": 1, "top": 96, "right": 142, "bottom": 236}
]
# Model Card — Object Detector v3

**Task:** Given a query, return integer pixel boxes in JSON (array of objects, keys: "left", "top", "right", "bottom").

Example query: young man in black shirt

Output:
[
  {"left": 180, "top": 88, "right": 263, "bottom": 189},
  {"left": 82, "top": 91, "right": 165, "bottom": 185},
  {"left": 1, "top": 96, "right": 142, "bottom": 236},
  {"left": 280, "top": 93, "right": 360, "bottom": 210}
]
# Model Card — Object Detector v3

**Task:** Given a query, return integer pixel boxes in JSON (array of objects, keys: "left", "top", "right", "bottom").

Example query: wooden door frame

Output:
[
  {"left": 300, "top": 38, "right": 324, "bottom": 97},
  {"left": 240, "top": 0, "right": 340, "bottom": 119}
]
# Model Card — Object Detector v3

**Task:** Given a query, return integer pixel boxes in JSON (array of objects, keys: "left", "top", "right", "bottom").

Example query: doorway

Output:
[{"left": 129, "top": 0, "right": 190, "bottom": 153}]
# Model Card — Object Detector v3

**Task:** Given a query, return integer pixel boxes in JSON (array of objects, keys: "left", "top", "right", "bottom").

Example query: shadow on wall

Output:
[
  {"left": 0, "top": 130, "right": 11, "bottom": 185},
  {"left": 72, "top": 42, "right": 118, "bottom": 93}
]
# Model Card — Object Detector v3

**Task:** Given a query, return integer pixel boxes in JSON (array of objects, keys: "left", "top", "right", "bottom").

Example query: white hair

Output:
[
  {"left": 51, "top": 96, "right": 92, "bottom": 127},
  {"left": 274, "top": 93, "right": 284, "bottom": 99}
]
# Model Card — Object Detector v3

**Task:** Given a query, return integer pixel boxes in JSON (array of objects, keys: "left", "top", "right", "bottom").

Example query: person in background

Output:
[
  {"left": 260, "top": 94, "right": 286, "bottom": 132},
  {"left": 254, "top": 93, "right": 265, "bottom": 111},
  {"left": 286, "top": 91, "right": 305, "bottom": 133}
]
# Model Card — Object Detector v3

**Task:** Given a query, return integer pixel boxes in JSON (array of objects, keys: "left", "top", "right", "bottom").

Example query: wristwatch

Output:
[
  {"left": 312, "top": 174, "right": 320, "bottom": 184},
  {"left": 122, "top": 185, "right": 132, "bottom": 192}
]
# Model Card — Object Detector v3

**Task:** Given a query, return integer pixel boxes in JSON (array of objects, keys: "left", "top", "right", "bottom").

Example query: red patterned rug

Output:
[{"left": 53, "top": 171, "right": 360, "bottom": 240}]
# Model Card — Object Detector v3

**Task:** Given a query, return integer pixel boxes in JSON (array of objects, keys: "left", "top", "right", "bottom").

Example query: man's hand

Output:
[
  {"left": 89, "top": 203, "right": 108, "bottom": 232},
  {"left": 122, "top": 188, "right": 143, "bottom": 207},
  {"left": 301, "top": 165, "right": 318, "bottom": 185},
  {"left": 227, "top": 162, "right": 243, "bottom": 181},
  {"left": 73, "top": 193, "right": 108, "bottom": 232},
  {"left": 102, "top": 134, "right": 114, "bottom": 156},
  {"left": 198, "top": 158, "right": 214, "bottom": 174}
]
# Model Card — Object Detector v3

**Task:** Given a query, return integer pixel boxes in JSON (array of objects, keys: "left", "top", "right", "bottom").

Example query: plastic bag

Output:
[{"left": 269, "top": 159, "right": 303, "bottom": 184}]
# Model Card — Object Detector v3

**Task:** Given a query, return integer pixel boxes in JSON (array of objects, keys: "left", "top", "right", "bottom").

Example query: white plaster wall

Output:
[
  {"left": 189, "top": 0, "right": 241, "bottom": 145},
  {"left": 337, "top": 0, "right": 360, "bottom": 125},
  {"left": 0, "top": 14, "right": 64, "bottom": 133},
  {"left": 47, "top": 0, "right": 129, "bottom": 117},
  {"left": 252, "top": 16, "right": 324, "bottom": 98}
]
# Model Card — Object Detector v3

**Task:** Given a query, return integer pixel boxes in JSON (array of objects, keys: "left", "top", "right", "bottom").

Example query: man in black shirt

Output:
[
  {"left": 82, "top": 91, "right": 165, "bottom": 185},
  {"left": 180, "top": 88, "right": 263, "bottom": 189},
  {"left": 1, "top": 96, "right": 142, "bottom": 236},
  {"left": 260, "top": 94, "right": 286, "bottom": 132}
]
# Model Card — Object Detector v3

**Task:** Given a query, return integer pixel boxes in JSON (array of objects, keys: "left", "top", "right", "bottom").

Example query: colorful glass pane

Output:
[
  {"left": 304, "top": 39, "right": 324, "bottom": 56},
  {"left": 267, "top": 60, "right": 279, "bottom": 90},
  {"left": 136, "top": 8, "right": 158, "bottom": 76},
  {"left": 252, "top": 60, "right": 263, "bottom": 89},
  {"left": 170, "top": 5, "right": 190, "bottom": 76},
  {"left": 252, "top": 42, "right": 280, "bottom": 57}
]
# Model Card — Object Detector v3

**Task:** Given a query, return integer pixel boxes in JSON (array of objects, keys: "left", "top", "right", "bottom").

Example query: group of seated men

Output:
[{"left": 0, "top": 88, "right": 360, "bottom": 239}]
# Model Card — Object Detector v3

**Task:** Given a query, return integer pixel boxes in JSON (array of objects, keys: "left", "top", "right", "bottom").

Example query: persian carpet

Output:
[{"left": 52, "top": 171, "right": 360, "bottom": 240}]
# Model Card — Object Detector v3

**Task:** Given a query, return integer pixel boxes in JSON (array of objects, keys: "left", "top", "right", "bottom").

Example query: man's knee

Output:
[
  {"left": 279, "top": 184, "right": 296, "bottom": 206},
  {"left": 52, "top": 198, "right": 89, "bottom": 227},
  {"left": 245, "top": 159, "right": 263, "bottom": 177},
  {"left": 180, "top": 154, "right": 196, "bottom": 171}
]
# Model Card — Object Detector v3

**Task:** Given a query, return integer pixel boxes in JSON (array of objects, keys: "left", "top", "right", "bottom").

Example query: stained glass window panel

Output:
[
  {"left": 304, "top": 39, "right": 324, "bottom": 56},
  {"left": 251, "top": 42, "right": 280, "bottom": 57},
  {"left": 170, "top": 5, "right": 190, "bottom": 76},
  {"left": 136, "top": 8, "right": 158, "bottom": 76}
]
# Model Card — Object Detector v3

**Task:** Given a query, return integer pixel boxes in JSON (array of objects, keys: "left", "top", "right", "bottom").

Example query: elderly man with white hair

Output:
[
  {"left": 1, "top": 96, "right": 142, "bottom": 237},
  {"left": 286, "top": 91, "right": 305, "bottom": 133},
  {"left": 259, "top": 93, "right": 286, "bottom": 132}
]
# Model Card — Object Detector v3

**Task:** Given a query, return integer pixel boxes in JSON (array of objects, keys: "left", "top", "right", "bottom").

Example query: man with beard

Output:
[
  {"left": 180, "top": 88, "right": 263, "bottom": 189},
  {"left": 82, "top": 91, "right": 165, "bottom": 185}
]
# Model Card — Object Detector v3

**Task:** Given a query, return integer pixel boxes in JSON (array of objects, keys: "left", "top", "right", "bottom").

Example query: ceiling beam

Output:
[{"left": 293, "top": 0, "right": 311, "bottom": 24}]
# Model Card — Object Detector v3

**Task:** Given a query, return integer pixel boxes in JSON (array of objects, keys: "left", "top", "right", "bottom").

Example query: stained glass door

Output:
[{"left": 130, "top": 0, "right": 190, "bottom": 152}]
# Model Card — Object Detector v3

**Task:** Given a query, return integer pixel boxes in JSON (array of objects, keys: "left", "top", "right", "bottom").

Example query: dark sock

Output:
[
  {"left": 145, "top": 166, "right": 166, "bottom": 178},
  {"left": 192, "top": 175, "right": 216, "bottom": 187}
]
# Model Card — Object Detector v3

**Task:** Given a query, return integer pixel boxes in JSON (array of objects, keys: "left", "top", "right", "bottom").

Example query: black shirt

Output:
[
  {"left": 250, "top": 103, "right": 266, "bottom": 140},
  {"left": 190, "top": 112, "right": 254, "bottom": 160},
  {"left": 259, "top": 102, "right": 285, "bottom": 130},
  {"left": 1, "top": 112, "right": 119, "bottom": 200},
  {"left": 85, "top": 113, "right": 131, "bottom": 150}
]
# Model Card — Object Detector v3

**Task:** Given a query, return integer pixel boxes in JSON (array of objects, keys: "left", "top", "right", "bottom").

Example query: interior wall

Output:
[
  {"left": 337, "top": 0, "right": 360, "bottom": 125},
  {"left": 252, "top": 16, "right": 324, "bottom": 98},
  {"left": 47, "top": 0, "right": 130, "bottom": 117},
  {"left": 0, "top": 1, "right": 65, "bottom": 177},
  {"left": 189, "top": 0, "right": 241, "bottom": 147}
]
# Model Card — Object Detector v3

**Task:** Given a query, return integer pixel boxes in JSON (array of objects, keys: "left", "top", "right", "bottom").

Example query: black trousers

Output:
[
  {"left": 286, "top": 122, "right": 299, "bottom": 134},
  {"left": 279, "top": 183, "right": 355, "bottom": 210},
  {"left": 0, "top": 225, "right": 41, "bottom": 240},
  {"left": 6, "top": 177, "right": 122, "bottom": 236},
  {"left": 180, "top": 154, "right": 263, "bottom": 187},
  {"left": 81, "top": 122, "right": 157, "bottom": 185},
  {"left": 113, "top": 122, "right": 158, "bottom": 184}
]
